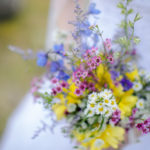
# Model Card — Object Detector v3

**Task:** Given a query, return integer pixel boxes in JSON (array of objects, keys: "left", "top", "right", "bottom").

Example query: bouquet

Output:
[{"left": 10, "top": 0, "right": 150, "bottom": 150}]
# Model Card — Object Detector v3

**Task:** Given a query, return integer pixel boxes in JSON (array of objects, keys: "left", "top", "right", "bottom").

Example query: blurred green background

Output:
[{"left": 0, "top": 0, "right": 49, "bottom": 136}]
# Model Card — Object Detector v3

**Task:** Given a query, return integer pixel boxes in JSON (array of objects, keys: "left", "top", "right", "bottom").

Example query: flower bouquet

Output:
[{"left": 10, "top": 0, "right": 150, "bottom": 150}]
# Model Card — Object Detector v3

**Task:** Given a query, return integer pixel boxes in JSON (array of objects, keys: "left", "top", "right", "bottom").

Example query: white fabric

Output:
[{"left": 1, "top": 0, "right": 150, "bottom": 150}]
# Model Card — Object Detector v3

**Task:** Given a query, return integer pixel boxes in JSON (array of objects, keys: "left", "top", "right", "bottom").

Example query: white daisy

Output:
[
  {"left": 133, "top": 82, "right": 143, "bottom": 92},
  {"left": 136, "top": 99, "right": 145, "bottom": 109},
  {"left": 96, "top": 105, "right": 105, "bottom": 115},
  {"left": 88, "top": 92, "right": 98, "bottom": 103}
]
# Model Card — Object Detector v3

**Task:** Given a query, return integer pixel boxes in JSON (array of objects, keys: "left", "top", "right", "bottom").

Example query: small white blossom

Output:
[
  {"left": 87, "top": 117, "right": 95, "bottom": 125},
  {"left": 67, "top": 104, "right": 76, "bottom": 113},
  {"left": 133, "top": 82, "right": 143, "bottom": 92},
  {"left": 94, "top": 139, "right": 104, "bottom": 148},
  {"left": 136, "top": 99, "right": 145, "bottom": 109},
  {"left": 85, "top": 89, "right": 118, "bottom": 118},
  {"left": 81, "top": 122, "right": 88, "bottom": 129}
]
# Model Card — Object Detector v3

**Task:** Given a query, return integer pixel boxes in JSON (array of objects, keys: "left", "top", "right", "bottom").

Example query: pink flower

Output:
[
  {"left": 31, "top": 86, "right": 38, "bottom": 94},
  {"left": 131, "top": 49, "right": 136, "bottom": 55},
  {"left": 132, "top": 108, "right": 138, "bottom": 116},
  {"left": 52, "top": 88, "right": 57, "bottom": 96},
  {"left": 88, "top": 60, "right": 96, "bottom": 70},
  {"left": 136, "top": 123, "right": 144, "bottom": 130},
  {"left": 113, "top": 109, "right": 121, "bottom": 118},
  {"left": 79, "top": 83, "right": 86, "bottom": 91},
  {"left": 60, "top": 81, "right": 69, "bottom": 88},
  {"left": 56, "top": 86, "right": 62, "bottom": 93},
  {"left": 82, "top": 71, "right": 88, "bottom": 79},
  {"left": 74, "top": 89, "right": 83, "bottom": 96},
  {"left": 75, "top": 79, "right": 81, "bottom": 87},
  {"left": 110, "top": 117, "right": 119, "bottom": 125},
  {"left": 94, "top": 56, "right": 102, "bottom": 66},
  {"left": 104, "top": 38, "right": 112, "bottom": 50},
  {"left": 51, "top": 77, "right": 58, "bottom": 84},
  {"left": 107, "top": 55, "right": 114, "bottom": 64}
]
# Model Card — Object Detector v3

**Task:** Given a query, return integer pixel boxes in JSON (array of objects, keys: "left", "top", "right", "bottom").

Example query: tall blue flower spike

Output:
[
  {"left": 88, "top": 3, "right": 101, "bottom": 15},
  {"left": 37, "top": 52, "right": 48, "bottom": 67}
]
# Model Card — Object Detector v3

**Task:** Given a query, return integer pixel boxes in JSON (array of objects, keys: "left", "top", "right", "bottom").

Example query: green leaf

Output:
[
  {"left": 119, "top": 20, "right": 125, "bottom": 28},
  {"left": 129, "top": 20, "right": 134, "bottom": 29},
  {"left": 116, "top": 36, "right": 129, "bottom": 46},
  {"left": 117, "top": 2, "right": 125, "bottom": 9},
  {"left": 134, "top": 13, "right": 142, "bottom": 22},
  {"left": 133, "top": 37, "right": 141, "bottom": 44},
  {"left": 128, "top": 9, "right": 133, "bottom": 14}
]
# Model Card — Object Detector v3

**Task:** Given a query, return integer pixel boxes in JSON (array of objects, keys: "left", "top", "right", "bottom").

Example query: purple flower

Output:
[
  {"left": 110, "top": 70, "right": 120, "bottom": 80},
  {"left": 120, "top": 77, "right": 133, "bottom": 91},
  {"left": 88, "top": 3, "right": 101, "bottom": 15},
  {"left": 37, "top": 52, "right": 48, "bottom": 67},
  {"left": 50, "top": 60, "right": 64, "bottom": 73}
]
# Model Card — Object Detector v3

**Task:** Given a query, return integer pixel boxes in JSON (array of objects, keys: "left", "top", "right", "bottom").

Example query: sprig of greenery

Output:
[
  {"left": 116, "top": 0, "right": 142, "bottom": 52},
  {"left": 36, "top": 92, "right": 54, "bottom": 109}
]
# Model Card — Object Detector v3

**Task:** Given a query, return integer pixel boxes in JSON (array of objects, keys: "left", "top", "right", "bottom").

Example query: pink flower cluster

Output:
[
  {"left": 30, "top": 77, "right": 44, "bottom": 100},
  {"left": 104, "top": 38, "right": 112, "bottom": 50},
  {"left": 110, "top": 109, "right": 121, "bottom": 125},
  {"left": 51, "top": 78, "right": 69, "bottom": 96},
  {"left": 128, "top": 108, "right": 138, "bottom": 127},
  {"left": 136, "top": 118, "right": 150, "bottom": 134},
  {"left": 74, "top": 81, "right": 96, "bottom": 96}
]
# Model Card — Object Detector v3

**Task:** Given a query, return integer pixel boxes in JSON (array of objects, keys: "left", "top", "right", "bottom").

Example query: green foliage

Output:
[
  {"left": 133, "top": 37, "right": 141, "bottom": 44},
  {"left": 116, "top": 0, "right": 142, "bottom": 52},
  {"left": 134, "top": 13, "right": 142, "bottom": 22},
  {"left": 38, "top": 92, "right": 54, "bottom": 109}
]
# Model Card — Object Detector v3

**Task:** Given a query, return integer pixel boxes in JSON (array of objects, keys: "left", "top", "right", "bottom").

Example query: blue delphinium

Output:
[
  {"left": 88, "top": 3, "right": 101, "bottom": 15},
  {"left": 53, "top": 44, "right": 64, "bottom": 56},
  {"left": 50, "top": 60, "right": 64, "bottom": 73},
  {"left": 57, "top": 70, "right": 70, "bottom": 81},
  {"left": 120, "top": 77, "right": 133, "bottom": 91},
  {"left": 70, "top": 1, "right": 101, "bottom": 54},
  {"left": 37, "top": 52, "right": 48, "bottom": 67}
]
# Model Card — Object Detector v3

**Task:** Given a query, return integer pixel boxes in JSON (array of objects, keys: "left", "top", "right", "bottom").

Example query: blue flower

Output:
[
  {"left": 88, "top": 3, "right": 101, "bottom": 15},
  {"left": 57, "top": 70, "right": 70, "bottom": 81},
  {"left": 50, "top": 60, "right": 64, "bottom": 73},
  {"left": 37, "top": 52, "right": 48, "bottom": 67},
  {"left": 120, "top": 77, "right": 133, "bottom": 91},
  {"left": 53, "top": 44, "right": 64, "bottom": 55}
]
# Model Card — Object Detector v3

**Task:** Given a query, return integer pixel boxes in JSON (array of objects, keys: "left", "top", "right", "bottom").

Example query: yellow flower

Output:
[
  {"left": 95, "top": 64, "right": 137, "bottom": 118},
  {"left": 126, "top": 69, "right": 139, "bottom": 81},
  {"left": 52, "top": 104, "right": 66, "bottom": 120},
  {"left": 74, "top": 125, "right": 125, "bottom": 150}
]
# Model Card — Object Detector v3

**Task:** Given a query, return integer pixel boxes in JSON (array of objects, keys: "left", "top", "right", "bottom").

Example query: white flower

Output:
[
  {"left": 85, "top": 108, "right": 95, "bottom": 117},
  {"left": 85, "top": 89, "right": 118, "bottom": 118},
  {"left": 133, "top": 82, "right": 143, "bottom": 92},
  {"left": 104, "top": 109, "right": 113, "bottom": 117},
  {"left": 67, "top": 104, "right": 76, "bottom": 113},
  {"left": 88, "top": 92, "right": 98, "bottom": 103},
  {"left": 81, "top": 122, "right": 87, "bottom": 129},
  {"left": 136, "top": 99, "right": 145, "bottom": 109},
  {"left": 87, "top": 117, "right": 95, "bottom": 125},
  {"left": 139, "top": 69, "right": 146, "bottom": 76},
  {"left": 145, "top": 74, "right": 150, "bottom": 82},
  {"left": 94, "top": 139, "right": 104, "bottom": 148},
  {"left": 96, "top": 105, "right": 105, "bottom": 115}
]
